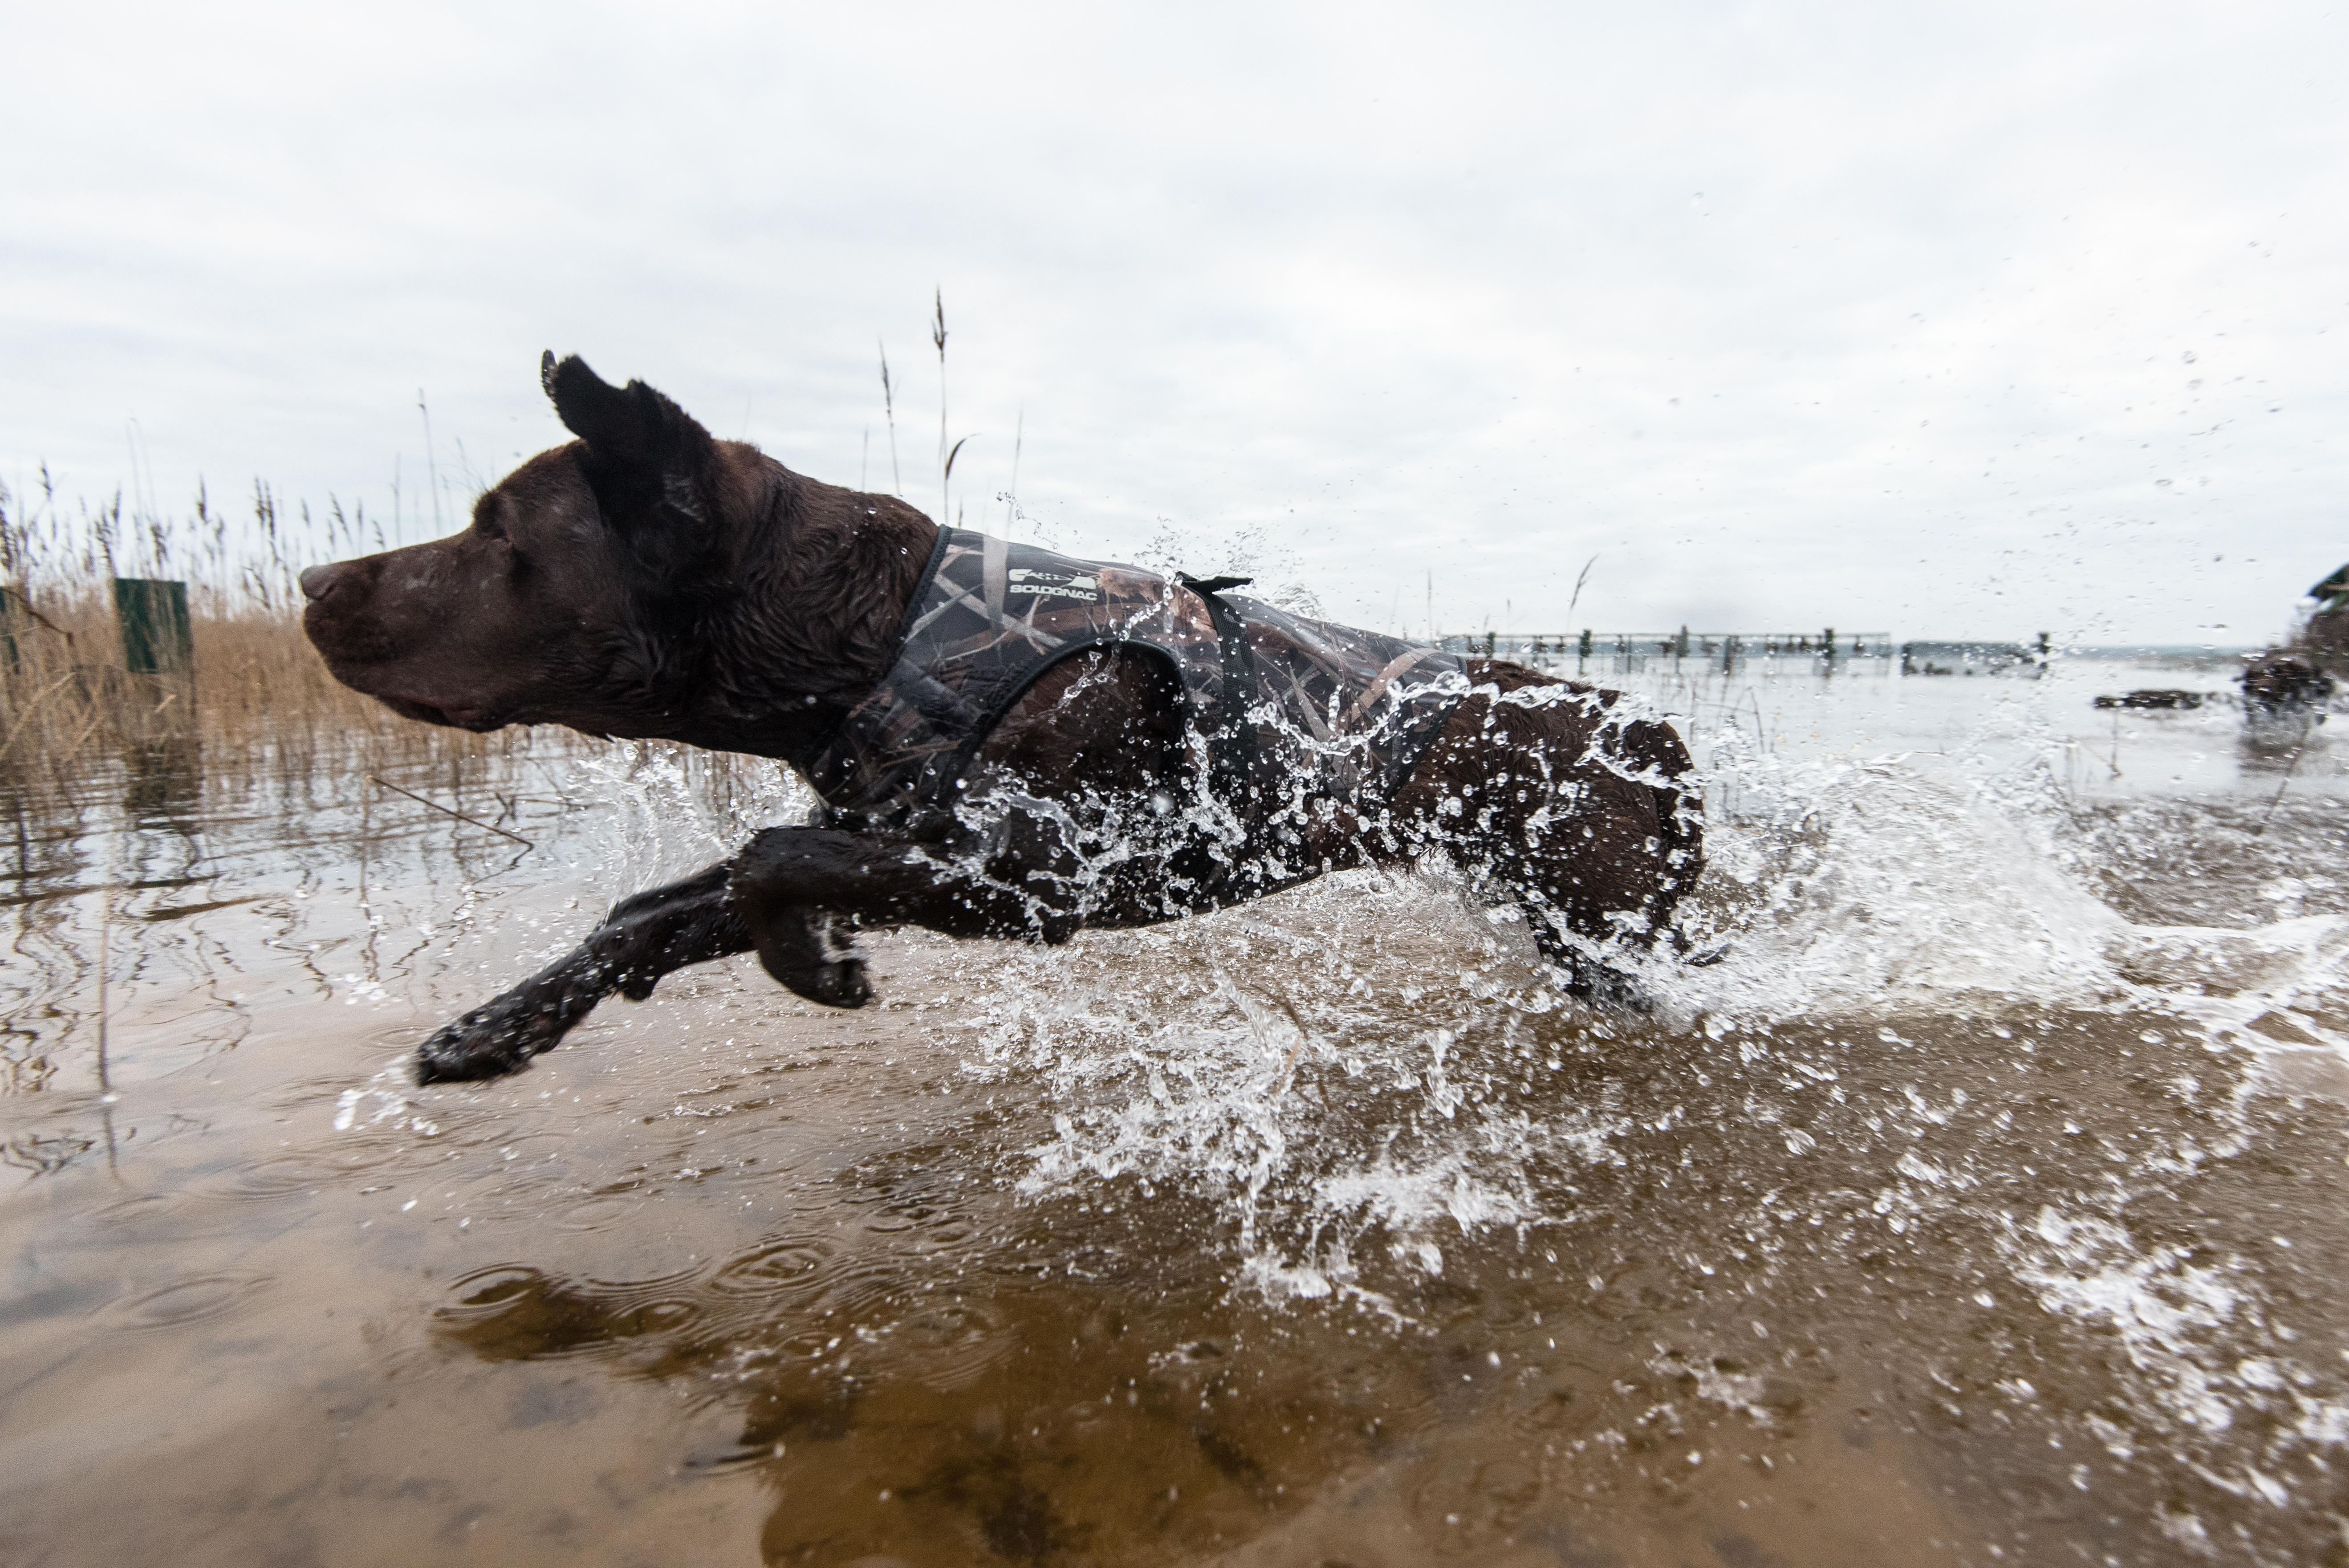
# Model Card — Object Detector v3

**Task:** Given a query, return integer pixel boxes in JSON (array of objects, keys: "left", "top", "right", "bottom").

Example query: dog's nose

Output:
[{"left": 298, "top": 564, "right": 339, "bottom": 602}]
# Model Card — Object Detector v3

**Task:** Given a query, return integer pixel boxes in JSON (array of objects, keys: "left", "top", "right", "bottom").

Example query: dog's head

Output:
[{"left": 303, "top": 354, "right": 754, "bottom": 735}]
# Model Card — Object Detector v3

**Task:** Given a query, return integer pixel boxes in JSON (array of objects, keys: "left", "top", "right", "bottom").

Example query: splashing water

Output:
[
  {"left": 9, "top": 653, "right": 2346, "bottom": 1564},
  {"left": 849, "top": 656, "right": 2347, "bottom": 1556},
  {"left": 935, "top": 665, "right": 2332, "bottom": 1287}
]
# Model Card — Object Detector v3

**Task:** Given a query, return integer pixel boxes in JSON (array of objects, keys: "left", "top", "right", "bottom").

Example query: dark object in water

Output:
[
  {"left": 2239, "top": 651, "right": 2336, "bottom": 719},
  {"left": 300, "top": 354, "right": 1705, "bottom": 1084},
  {"left": 2092, "top": 689, "right": 2204, "bottom": 711},
  {"left": 2304, "top": 562, "right": 2349, "bottom": 669}
]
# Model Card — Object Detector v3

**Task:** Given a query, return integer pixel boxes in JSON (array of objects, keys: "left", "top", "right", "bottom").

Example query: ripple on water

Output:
[
  {"left": 437, "top": 1264, "right": 706, "bottom": 1364},
  {"left": 89, "top": 1191, "right": 185, "bottom": 1228},
  {"left": 370, "top": 1339, "right": 451, "bottom": 1383},
  {"left": 549, "top": 1193, "right": 645, "bottom": 1232},
  {"left": 894, "top": 1299, "right": 1015, "bottom": 1393},
  {"left": 706, "top": 1237, "right": 838, "bottom": 1295},
  {"left": 110, "top": 1273, "right": 273, "bottom": 1330},
  {"left": 192, "top": 1156, "right": 321, "bottom": 1199},
  {"left": 190, "top": 1149, "right": 395, "bottom": 1202},
  {"left": 809, "top": 1256, "right": 923, "bottom": 1319},
  {"left": 443, "top": 1264, "right": 543, "bottom": 1310}
]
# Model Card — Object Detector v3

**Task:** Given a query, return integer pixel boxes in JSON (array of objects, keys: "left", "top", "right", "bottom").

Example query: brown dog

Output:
[{"left": 301, "top": 357, "right": 1702, "bottom": 1083}]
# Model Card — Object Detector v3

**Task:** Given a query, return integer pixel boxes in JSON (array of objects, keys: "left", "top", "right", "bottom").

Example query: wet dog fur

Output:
[{"left": 300, "top": 356, "right": 1702, "bottom": 1083}]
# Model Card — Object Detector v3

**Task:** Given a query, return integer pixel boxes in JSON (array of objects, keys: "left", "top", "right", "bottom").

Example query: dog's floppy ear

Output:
[
  {"left": 541, "top": 351, "right": 714, "bottom": 477},
  {"left": 539, "top": 351, "right": 723, "bottom": 596}
]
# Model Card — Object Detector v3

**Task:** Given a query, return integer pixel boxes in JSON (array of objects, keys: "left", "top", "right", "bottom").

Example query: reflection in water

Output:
[
  {"left": 0, "top": 657, "right": 2344, "bottom": 1565},
  {"left": 421, "top": 1000, "right": 2347, "bottom": 1566},
  {"left": 122, "top": 733, "right": 202, "bottom": 826}
]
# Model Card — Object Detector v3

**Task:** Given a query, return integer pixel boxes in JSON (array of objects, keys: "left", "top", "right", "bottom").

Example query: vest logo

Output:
[{"left": 1008, "top": 568, "right": 1101, "bottom": 602}]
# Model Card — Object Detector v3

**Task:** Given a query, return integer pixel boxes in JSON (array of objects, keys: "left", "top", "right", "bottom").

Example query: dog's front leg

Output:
[
  {"left": 726, "top": 822, "right": 1069, "bottom": 1006},
  {"left": 416, "top": 863, "right": 752, "bottom": 1083}
]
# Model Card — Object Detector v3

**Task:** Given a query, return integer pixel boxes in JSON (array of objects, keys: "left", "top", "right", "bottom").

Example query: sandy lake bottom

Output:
[{"left": 2, "top": 657, "right": 2346, "bottom": 1567}]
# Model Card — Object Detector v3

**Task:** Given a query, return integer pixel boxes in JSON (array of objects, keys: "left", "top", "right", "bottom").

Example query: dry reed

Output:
[{"left": 0, "top": 471, "right": 582, "bottom": 809}]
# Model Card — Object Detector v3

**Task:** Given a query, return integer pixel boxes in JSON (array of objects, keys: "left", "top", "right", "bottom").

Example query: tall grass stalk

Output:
[
  {"left": 931, "top": 288, "right": 949, "bottom": 522},
  {"left": 1006, "top": 407, "right": 1023, "bottom": 534},
  {"left": 418, "top": 390, "right": 444, "bottom": 533},
  {"left": 878, "top": 344, "right": 903, "bottom": 498}
]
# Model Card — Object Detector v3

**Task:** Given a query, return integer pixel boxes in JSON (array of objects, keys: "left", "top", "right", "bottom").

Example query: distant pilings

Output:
[
  {"left": 1898, "top": 638, "right": 2046, "bottom": 677},
  {"left": 1440, "top": 630, "right": 1895, "bottom": 677}
]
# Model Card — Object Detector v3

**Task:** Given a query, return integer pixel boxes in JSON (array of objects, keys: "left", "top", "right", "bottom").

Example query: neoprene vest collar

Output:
[{"left": 805, "top": 528, "right": 1468, "bottom": 839}]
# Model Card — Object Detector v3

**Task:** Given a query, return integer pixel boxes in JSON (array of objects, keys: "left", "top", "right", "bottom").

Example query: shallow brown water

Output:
[{"left": 4, "top": 662, "right": 2347, "bottom": 1566}]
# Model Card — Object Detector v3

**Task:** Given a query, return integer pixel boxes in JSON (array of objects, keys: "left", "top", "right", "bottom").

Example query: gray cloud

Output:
[{"left": 4, "top": 0, "right": 2343, "bottom": 642}]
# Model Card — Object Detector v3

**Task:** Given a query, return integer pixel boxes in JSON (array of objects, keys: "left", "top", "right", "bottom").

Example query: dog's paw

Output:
[
  {"left": 1562, "top": 960, "right": 1657, "bottom": 1014},
  {"left": 796, "top": 956, "right": 874, "bottom": 1009},
  {"left": 414, "top": 997, "right": 563, "bottom": 1084},
  {"left": 754, "top": 928, "right": 875, "bottom": 1010}
]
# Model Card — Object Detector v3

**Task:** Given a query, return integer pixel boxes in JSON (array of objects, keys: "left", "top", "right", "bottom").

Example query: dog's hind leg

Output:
[
  {"left": 416, "top": 863, "right": 752, "bottom": 1084},
  {"left": 1522, "top": 912, "right": 1657, "bottom": 1011}
]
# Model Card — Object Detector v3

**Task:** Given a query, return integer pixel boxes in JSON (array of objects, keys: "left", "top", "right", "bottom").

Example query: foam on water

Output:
[
  {"left": 270, "top": 658, "right": 2349, "bottom": 1552},
  {"left": 457, "top": 670, "right": 2349, "bottom": 1501},
  {"left": 496, "top": 676, "right": 2348, "bottom": 1312},
  {"left": 908, "top": 685, "right": 2349, "bottom": 1325},
  {"left": 1999, "top": 1198, "right": 2349, "bottom": 1518},
  {"left": 575, "top": 742, "right": 816, "bottom": 885},
  {"left": 1670, "top": 744, "right": 2134, "bottom": 1020}
]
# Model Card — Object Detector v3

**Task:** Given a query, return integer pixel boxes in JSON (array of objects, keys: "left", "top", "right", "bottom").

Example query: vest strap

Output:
[{"left": 1178, "top": 573, "right": 1263, "bottom": 822}]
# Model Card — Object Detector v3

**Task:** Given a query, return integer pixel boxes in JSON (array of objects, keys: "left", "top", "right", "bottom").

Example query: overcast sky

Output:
[{"left": 5, "top": 1, "right": 2345, "bottom": 642}]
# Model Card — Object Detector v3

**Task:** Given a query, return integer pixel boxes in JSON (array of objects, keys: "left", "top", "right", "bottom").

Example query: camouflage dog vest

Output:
[{"left": 805, "top": 528, "right": 1468, "bottom": 865}]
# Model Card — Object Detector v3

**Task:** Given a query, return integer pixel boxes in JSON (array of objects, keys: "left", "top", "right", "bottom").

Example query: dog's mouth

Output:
[
  {"left": 326, "top": 675, "right": 505, "bottom": 731},
  {"left": 311, "top": 647, "right": 511, "bottom": 732},
  {"left": 376, "top": 692, "right": 508, "bottom": 731}
]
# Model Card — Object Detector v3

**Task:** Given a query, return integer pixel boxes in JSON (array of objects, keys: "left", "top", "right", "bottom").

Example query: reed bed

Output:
[
  {"left": 0, "top": 468, "right": 820, "bottom": 870},
  {"left": 0, "top": 475, "right": 586, "bottom": 813}
]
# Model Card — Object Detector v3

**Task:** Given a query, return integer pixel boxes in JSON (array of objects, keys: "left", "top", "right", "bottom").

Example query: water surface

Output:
[{"left": 2, "top": 657, "right": 2344, "bottom": 1566}]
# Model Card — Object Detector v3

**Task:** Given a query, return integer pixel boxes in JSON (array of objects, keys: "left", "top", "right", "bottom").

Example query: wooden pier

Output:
[{"left": 1438, "top": 630, "right": 1895, "bottom": 677}]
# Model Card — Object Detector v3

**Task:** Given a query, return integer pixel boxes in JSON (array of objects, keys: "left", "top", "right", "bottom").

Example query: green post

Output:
[
  {"left": 114, "top": 578, "right": 192, "bottom": 675},
  {"left": 0, "top": 586, "right": 24, "bottom": 672}
]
